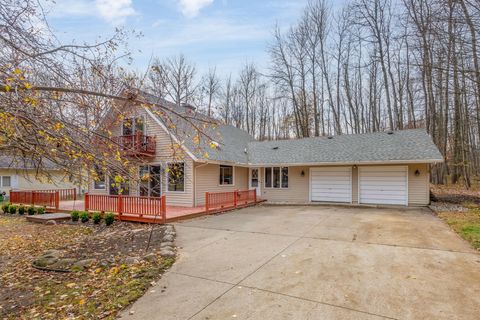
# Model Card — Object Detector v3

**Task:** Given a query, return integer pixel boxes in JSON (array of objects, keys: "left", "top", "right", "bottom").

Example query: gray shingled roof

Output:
[
  {"left": 140, "top": 93, "right": 442, "bottom": 165},
  {"left": 246, "top": 129, "right": 443, "bottom": 165},
  {"left": 141, "top": 93, "right": 254, "bottom": 164},
  {"left": 0, "top": 156, "right": 61, "bottom": 170}
]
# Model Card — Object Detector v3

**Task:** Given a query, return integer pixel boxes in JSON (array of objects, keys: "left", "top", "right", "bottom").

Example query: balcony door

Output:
[
  {"left": 122, "top": 117, "right": 145, "bottom": 136},
  {"left": 139, "top": 165, "right": 162, "bottom": 197}
]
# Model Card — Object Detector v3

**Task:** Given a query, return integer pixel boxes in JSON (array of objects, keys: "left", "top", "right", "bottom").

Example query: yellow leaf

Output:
[
  {"left": 4, "top": 85, "right": 11, "bottom": 92},
  {"left": 79, "top": 299, "right": 85, "bottom": 305},
  {"left": 24, "top": 82, "right": 32, "bottom": 89},
  {"left": 13, "top": 68, "right": 21, "bottom": 74}
]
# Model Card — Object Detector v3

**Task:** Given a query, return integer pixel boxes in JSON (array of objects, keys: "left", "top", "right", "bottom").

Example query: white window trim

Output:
[
  {"left": 138, "top": 164, "right": 163, "bottom": 197},
  {"left": 264, "top": 167, "right": 289, "bottom": 189},
  {"left": 166, "top": 161, "right": 186, "bottom": 193},
  {"left": 1, "top": 176, "right": 11, "bottom": 188},
  {"left": 218, "top": 165, "right": 235, "bottom": 187}
]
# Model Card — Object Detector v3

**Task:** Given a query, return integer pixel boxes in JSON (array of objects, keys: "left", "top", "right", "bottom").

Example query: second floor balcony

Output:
[{"left": 114, "top": 133, "right": 156, "bottom": 157}]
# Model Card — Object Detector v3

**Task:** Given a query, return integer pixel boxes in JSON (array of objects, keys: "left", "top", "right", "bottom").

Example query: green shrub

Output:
[
  {"left": 80, "top": 211, "right": 89, "bottom": 223},
  {"left": 37, "top": 207, "right": 45, "bottom": 215},
  {"left": 104, "top": 212, "right": 115, "bottom": 226},
  {"left": 71, "top": 210, "right": 80, "bottom": 221},
  {"left": 92, "top": 212, "right": 102, "bottom": 224},
  {"left": 1, "top": 203, "right": 9, "bottom": 214},
  {"left": 18, "top": 205, "right": 26, "bottom": 215},
  {"left": 9, "top": 205, "right": 17, "bottom": 214},
  {"left": 27, "top": 206, "right": 35, "bottom": 215}
]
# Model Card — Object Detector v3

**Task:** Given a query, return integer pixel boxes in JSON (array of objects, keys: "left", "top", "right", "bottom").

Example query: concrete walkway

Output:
[{"left": 120, "top": 205, "right": 480, "bottom": 320}]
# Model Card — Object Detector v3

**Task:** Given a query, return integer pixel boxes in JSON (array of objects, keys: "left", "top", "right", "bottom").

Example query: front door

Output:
[{"left": 250, "top": 168, "right": 261, "bottom": 197}]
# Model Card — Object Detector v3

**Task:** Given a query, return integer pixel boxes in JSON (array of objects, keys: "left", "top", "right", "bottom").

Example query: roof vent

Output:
[
  {"left": 387, "top": 130, "right": 394, "bottom": 135},
  {"left": 272, "top": 146, "right": 279, "bottom": 150},
  {"left": 327, "top": 136, "right": 333, "bottom": 139}
]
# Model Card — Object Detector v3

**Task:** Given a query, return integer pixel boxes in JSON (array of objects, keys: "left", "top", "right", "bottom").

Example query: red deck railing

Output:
[
  {"left": 114, "top": 133, "right": 156, "bottom": 156},
  {"left": 32, "top": 188, "right": 77, "bottom": 201},
  {"left": 85, "top": 193, "right": 166, "bottom": 223},
  {"left": 10, "top": 190, "right": 60, "bottom": 210},
  {"left": 205, "top": 189, "right": 257, "bottom": 214}
]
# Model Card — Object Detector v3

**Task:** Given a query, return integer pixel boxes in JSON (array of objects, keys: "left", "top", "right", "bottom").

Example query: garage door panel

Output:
[
  {"left": 311, "top": 167, "right": 352, "bottom": 203},
  {"left": 359, "top": 166, "right": 408, "bottom": 206}
]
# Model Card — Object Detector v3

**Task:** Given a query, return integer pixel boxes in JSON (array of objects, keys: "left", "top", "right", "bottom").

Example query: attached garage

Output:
[
  {"left": 310, "top": 167, "right": 352, "bottom": 203},
  {"left": 358, "top": 166, "right": 408, "bottom": 205}
]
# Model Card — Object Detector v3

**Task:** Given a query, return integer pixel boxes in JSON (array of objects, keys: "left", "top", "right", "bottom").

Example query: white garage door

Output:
[
  {"left": 310, "top": 167, "right": 352, "bottom": 203},
  {"left": 359, "top": 166, "right": 408, "bottom": 205}
]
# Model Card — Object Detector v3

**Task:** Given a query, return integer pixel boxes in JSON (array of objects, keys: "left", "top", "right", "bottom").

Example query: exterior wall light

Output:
[
  {"left": 301, "top": 170, "right": 305, "bottom": 177},
  {"left": 415, "top": 169, "right": 420, "bottom": 176}
]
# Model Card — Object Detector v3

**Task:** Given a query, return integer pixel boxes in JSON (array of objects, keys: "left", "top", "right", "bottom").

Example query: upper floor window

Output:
[
  {"left": 219, "top": 165, "right": 234, "bottom": 185},
  {"left": 122, "top": 116, "right": 145, "bottom": 136},
  {"left": 265, "top": 167, "right": 288, "bottom": 188}
]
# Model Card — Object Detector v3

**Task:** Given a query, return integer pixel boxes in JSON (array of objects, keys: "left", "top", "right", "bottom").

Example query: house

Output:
[
  {"left": 89, "top": 93, "right": 443, "bottom": 207},
  {"left": 0, "top": 156, "right": 81, "bottom": 199}
]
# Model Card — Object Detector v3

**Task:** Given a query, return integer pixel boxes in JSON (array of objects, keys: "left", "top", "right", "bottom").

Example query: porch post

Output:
[
  {"left": 205, "top": 192, "right": 209, "bottom": 214},
  {"left": 55, "top": 191, "right": 60, "bottom": 211},
  {"left": 118, "top": 195, "right": 124, "bottom": 220},
  {"left": 161, "top": 195, "right": 167, "bottom": 224},
  {"left": 84, "top": 193, "right": 89, "bottom": 212}
]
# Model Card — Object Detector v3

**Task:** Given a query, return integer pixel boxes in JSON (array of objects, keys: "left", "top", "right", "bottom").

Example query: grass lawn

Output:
[
  {"left": 0, "top": 214, "right": 174, "bottom": 319},
  {"left": 431, "top": 184, "right": 480, "bottom": 250},
  {"left": 437, "top": 207, "right": 480, "bottom": 250}
]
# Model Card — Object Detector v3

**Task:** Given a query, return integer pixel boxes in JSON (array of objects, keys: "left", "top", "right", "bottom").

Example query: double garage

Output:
[{"left": 310, "top": 166, "right": 409, "bottom": 206}]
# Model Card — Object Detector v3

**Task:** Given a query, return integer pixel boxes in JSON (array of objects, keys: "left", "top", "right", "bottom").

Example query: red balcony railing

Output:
[{"left": 114, "top": 133, "right": 155, "bottom": 156}]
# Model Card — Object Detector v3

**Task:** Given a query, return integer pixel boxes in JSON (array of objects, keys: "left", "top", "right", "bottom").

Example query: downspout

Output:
[{"left": 194, "top": 162, "right": 209, "bottom": 207}]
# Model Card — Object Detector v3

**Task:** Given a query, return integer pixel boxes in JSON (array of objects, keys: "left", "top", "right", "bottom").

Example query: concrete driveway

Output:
[{"left": 121, "top": 205, "right": 480, "bottom": 320}]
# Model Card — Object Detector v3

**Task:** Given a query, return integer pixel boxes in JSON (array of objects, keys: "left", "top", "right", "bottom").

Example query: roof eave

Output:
[{"left": 246, "top": 158, "right": 444, "bottom": 167}]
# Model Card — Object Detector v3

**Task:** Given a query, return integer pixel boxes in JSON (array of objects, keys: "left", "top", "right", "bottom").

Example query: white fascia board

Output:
[{"left": 143, "top": 107, "right": 199, "bottom": 162}]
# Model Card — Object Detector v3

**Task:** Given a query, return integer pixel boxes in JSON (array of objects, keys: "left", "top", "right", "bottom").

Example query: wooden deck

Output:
[{"left": 58, "top": 200, "right": 208, "bottom": 222}]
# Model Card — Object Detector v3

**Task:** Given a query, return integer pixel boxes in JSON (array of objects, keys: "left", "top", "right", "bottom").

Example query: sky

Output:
[{"left": 43, "top": 0, "right": 312, "bottom": 77}]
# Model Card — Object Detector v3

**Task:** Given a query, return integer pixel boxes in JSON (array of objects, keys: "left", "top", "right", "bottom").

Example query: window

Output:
[
  {"left": 109, "top": 174, "right": 129, "bottom": 195},
  {"left": 282, "top": 167, "right": 289, "bottom": 188},
  {"left": 265, "top": 167, "right": 272, "bottom": 188},
  {"left": 264, "top": 167, "right": 288, "bottom": 189},
  {"left": 167, "top": 162, "right": 185, "bottom": 192},
  {"left": 1, "top": 176, "right": 11, "bottom": 187},
  {"left": 122, "top": 117, "right": 144, "bottom": 136},
  {"left": 93, "top": 166, "right": 106, "bottom": 190},
  {"left": 219, "top": 165, "right": 234, "bottom": 185},
  {"left": 139, "top": 165, "right": 162, "bottom": 197}
]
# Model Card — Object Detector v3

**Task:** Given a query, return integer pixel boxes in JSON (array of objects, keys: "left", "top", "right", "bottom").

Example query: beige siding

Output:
[
  {"left": 194, "top": 164, "right": 249, "bottom": 206},
  {"left": 407, "top": 163, "right": 430, "bottom": 206},
  {"left": 260, "top": 163, "right": 430, "bottom": 207},
  {"left": 88, "top": 107, "right": 195, "bottom": 207},
  {"left": 0, "top": 168, "right": 80, "bottom": 196},
  {"left": 260, "top": 166, "right": 310, "bottom": 203}
]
